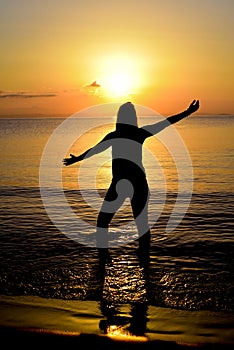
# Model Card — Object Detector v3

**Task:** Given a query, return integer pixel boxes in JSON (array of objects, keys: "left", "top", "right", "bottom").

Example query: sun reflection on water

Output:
[{"left": 98, "top": 254, "right": 150, "bottom": 339}]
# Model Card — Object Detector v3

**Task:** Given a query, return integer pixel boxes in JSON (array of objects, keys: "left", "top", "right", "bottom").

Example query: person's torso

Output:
[{"left": 110, "top": 128, "right": 147, "bottom": 179}]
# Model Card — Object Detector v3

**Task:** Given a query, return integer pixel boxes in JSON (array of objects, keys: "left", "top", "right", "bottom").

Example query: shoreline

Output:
[{"left": 0, "top": 295, "right": 233, "bottom": 348}]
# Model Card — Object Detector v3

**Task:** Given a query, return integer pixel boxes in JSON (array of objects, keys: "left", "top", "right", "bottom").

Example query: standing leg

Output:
[
  {"left": 96, "top": 179, "right": 126, "bottom": 263},
  {"left": 130, "top": 180, "right": 151, "bottom": 268}
]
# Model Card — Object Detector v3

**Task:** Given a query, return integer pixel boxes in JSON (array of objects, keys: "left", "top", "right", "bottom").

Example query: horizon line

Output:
[{"left": 0, "top": 112, "right": 233, "bottom": 119}]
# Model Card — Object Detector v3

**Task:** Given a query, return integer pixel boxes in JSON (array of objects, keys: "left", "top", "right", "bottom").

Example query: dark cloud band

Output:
[{"left": 0, "top": 92, "right": 57, "bottom": 98}]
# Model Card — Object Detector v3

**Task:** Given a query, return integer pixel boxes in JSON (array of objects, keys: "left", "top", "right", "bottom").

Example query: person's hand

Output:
[
  {"left": 187, "top": 100, "right": 200, "bottom": 114},
  {"left": 63, "top": 154, "right": 78, "bottom": 166}
]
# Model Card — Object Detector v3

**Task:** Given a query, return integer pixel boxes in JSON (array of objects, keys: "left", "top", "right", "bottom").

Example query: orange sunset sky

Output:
[{"left": 1, "top": 0, "right": 234, "bottom": 117}]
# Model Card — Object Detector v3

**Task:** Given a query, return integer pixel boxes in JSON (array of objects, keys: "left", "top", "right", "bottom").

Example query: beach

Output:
[
  {"left": 0, "top": 115, "right": 234, "bottom": 348},
  {"left": 1, "top": 0, "right": 234, "bottom": 346},
  {"left": 1, "top": 295, "right": 234, "bottom": 349}
]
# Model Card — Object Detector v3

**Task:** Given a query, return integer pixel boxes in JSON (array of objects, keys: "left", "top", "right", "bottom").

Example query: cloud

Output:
[
  {"left": 82, "top": 81, "right": 102, "bottom": 97},
  {"left": 0, "top": 91, "right": 57, "bottom": 98},
  {"left": 86, "top": 81, "right": 101, "bottom": 88}
]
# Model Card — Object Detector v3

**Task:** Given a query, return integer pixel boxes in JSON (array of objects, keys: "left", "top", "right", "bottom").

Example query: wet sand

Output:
[
  {"left": 0, "top": 325, "right": 233, "bottom": 350},
  {"left": 0, "top": 327, "right": 233, "bottom": 350},
  {"left": 0, "top": 295, "right": 233, "bottom": 349}
]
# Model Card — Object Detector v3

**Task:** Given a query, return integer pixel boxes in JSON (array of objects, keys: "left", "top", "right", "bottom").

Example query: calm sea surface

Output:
[{"left": 0, "top": 114, "right": 233, "bottom": 320}]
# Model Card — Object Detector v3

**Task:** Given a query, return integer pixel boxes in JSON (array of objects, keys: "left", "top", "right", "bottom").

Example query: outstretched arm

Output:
[
  {"left": 143, "top": 100, "right": 200, "bottom": 136},
  {"left": 167, "top": 100, "right": 199, "bottom": 124},
  {"left": 63, "top": 132, "right": 114, "bottom": 166}
]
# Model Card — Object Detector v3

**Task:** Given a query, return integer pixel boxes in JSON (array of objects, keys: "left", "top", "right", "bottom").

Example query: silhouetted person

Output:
[{"left": 63, "top": 100, "right": 199, "bottom": 263}]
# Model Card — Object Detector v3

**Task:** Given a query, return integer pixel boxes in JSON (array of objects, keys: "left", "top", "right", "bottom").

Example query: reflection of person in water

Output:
[
  {"left": 99, "top": 299, "right": 149, "bottom": 337},
  {"left": 63, "top": 100, "right": 199, "bottom": 262}
]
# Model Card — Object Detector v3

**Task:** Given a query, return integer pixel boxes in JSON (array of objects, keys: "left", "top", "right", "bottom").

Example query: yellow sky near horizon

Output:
[{"left": 0, "top": 0, "right": 234, "bottom": 116}]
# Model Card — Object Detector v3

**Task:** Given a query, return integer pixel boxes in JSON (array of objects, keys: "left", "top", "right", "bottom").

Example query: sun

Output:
[
  {"left": 104, "top": 72, "right": 133, "bottom": 97},
  {"left": 97, "top": 54, "right": 142, "bottom": 99}
]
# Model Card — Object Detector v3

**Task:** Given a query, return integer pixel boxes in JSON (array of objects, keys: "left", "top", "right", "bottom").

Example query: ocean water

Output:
[{"left": 0, "top": 114, "right": 234, "bottom": 339}]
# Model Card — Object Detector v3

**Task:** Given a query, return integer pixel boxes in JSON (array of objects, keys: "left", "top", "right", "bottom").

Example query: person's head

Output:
[{"left": 116, "top": 102, "right": 138, "bottom": 130}]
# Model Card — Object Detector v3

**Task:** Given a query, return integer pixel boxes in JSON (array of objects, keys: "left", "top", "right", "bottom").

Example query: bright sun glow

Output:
[
  {"left": 97, "top": 54, "right": 143, "bottom": 98},
  {"left": 105, "top": 72, "right": 132, "bottom": 97}
]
